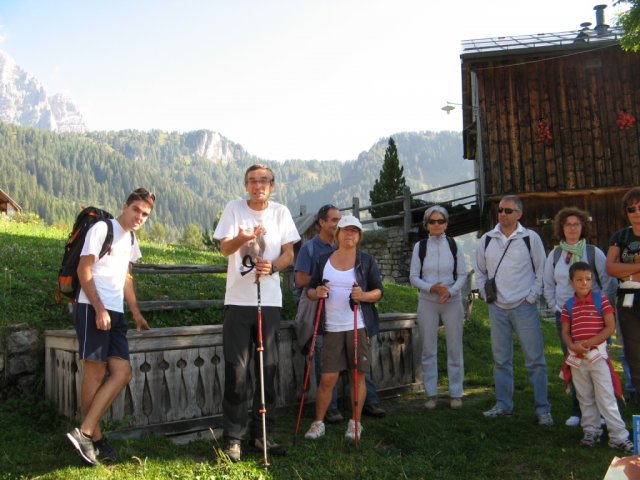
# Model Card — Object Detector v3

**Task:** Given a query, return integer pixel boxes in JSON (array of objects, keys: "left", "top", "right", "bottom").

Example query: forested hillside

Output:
[{"left": 0, "top": 122, "right": 472, "bottom": 241}]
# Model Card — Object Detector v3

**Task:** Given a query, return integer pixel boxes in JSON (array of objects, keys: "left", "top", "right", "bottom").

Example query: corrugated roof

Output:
[{"left": 461, "top": 26, "right": 623, "bottom": 55}]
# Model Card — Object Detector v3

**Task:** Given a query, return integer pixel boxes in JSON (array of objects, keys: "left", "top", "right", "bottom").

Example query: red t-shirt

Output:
[{"left": 560, "top": 291, "right": 613, "bottom": 342}]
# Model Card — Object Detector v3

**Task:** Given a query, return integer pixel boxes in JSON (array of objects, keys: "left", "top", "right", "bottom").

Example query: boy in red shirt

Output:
[{"left": 561, "top": 261, "right": 633, "bottom": 453}]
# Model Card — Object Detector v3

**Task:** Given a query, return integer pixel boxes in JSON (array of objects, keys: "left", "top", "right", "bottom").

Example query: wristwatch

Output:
[{"left": 271, "top": 263, "right": 279, "bottom": 275}]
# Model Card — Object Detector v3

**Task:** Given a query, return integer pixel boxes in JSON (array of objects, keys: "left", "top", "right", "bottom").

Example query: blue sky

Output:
[{"left": 0, "top": 0, "right": 628, "bottom": 161}]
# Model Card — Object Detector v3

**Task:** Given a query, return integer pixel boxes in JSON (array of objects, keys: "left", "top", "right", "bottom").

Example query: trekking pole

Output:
[
  {"left": 255, "top": 273, "right": 270, "bottom": 469},
  {"left": 351, "top": 282, "right": 360, "bottom": 448},
  {"left": 294, "top": 280, "right": 328, "bottom": 439}
]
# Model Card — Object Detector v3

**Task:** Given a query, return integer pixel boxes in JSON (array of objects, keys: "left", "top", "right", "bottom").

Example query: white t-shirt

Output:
[
  {"left": 322, "top": 260, "right": 365, "bottom": 332},
  {"left": 213, "top": 199, "right": 300, "bottom": 307},
  {"left": 78, "top": 219, "right": 141, "bottom": 312}
]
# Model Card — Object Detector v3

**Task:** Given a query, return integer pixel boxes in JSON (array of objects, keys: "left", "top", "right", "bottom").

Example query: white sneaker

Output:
[
  {"left": 344, "top": 419, "right": 363, "bottom": 442},
  {"left": 565, "top": 415, "right": 581, "bottom": 427},
  {"left": 304, "top": 421, "right": 325, "bottom": 440}
]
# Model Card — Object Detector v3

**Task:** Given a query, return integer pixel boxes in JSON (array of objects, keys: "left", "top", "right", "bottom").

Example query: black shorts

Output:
[{"left": 74, "top": 303, "right": 129, "bottom": 363}]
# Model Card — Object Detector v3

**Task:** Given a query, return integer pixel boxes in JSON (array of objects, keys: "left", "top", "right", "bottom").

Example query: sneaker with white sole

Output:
[
  {"left": 580, "top": 430, "right": 601, "bottom": 447},
  {"left": 424, "top": 397, "right": 437, "bottom": 410},
  {"left": 65, "top": 428, "right": 98, "bottom": 466},
  {"left": 304, "top": 421, "right": 326, "bottom": 440},
  {"left": 450, "top": 398, "right": 462, "bottom": 410},
  {"left": 609, "top": 438, "right": 634, "bottom": 454},
  {"left": 483, "top": 405, "right": 512, "bottom": 418},
  {"left": 345, "top": 419, "right": 363, "bottom": 443},
  {"left": 538, "top": 412, "right": 554, "bottom": 426},
  {"left": 565, "top": 415, "right": 581, "bottom": 427}
]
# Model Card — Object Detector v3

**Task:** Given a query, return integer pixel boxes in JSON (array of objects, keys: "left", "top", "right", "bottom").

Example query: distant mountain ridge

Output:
[
  {"left": 0, "top": 50, "right": 86, "bottom": 132},
  {"left": 0, "top": 53, "right": 471, "bottom": 240}
]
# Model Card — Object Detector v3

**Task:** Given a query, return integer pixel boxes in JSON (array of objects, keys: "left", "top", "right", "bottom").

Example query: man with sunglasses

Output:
[
  {"left": 475, "top": 195, "right": 552, "bottom": 425},
  {"left": 65, "top": 188, "right": 155, "bottom": 466},
  {"left": 294, "top": 204, "right": 386, "bottom": 424},
  {"left": 213, "top": 164, "right": 300, "bottom": 462}
]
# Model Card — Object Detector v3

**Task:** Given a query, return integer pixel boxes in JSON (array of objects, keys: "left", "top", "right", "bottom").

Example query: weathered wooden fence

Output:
[{"left": 44, "top": 313, "right": 422, "bottom": 438}]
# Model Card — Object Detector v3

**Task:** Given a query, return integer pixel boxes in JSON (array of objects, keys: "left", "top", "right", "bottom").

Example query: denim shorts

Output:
[{"left": 74, "top": 303, "right": 130, "bottom": 363}]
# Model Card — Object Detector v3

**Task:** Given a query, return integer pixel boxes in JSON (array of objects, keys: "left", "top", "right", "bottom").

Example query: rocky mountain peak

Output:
[{"left": 0, "top": 50, "right": 86, "bottom": 132}]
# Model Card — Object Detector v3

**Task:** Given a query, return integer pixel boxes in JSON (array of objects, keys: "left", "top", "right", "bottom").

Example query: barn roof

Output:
[
  {"left": 0, "top": 188, "right": 21, "bottom": 212},
  {"left": 461, "top": 26, "right": 623, "bottom": 59}
]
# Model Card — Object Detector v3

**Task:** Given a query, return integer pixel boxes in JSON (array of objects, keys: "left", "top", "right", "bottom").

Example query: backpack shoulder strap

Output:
[
  {"left": 418, "top": 238, "right": 428, "bottom": 280},
  {"left": 552, "top": 246, "right": 562, "bottom": 267},
  {"left": 523, "top": 233, "right": 535, "bottom": 271},
  {"left": 592, "top": 290, "right": 603, "bottom": 318},
  {"left": 98, "top": 219, "right": 114, "bottom": 259},
  {"left": 484, "top": 235, "right": 492, "bottom": 251},
  {"left": 446, "top": 236, "right": 458, "bottom": 281},
  {"left": 585, "top": 244, "right": 602, "bottom": 289}
]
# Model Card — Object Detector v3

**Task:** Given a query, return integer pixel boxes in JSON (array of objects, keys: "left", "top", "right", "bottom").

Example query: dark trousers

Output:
[
  {"left": 222, "top": 305, "right": 281, "bottom": 442},
  {"left": 617, "top": 292, "right": 640, "bottom": 400}
]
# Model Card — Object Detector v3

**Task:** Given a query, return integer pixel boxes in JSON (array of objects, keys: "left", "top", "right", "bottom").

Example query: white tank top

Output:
[{"left": 322, "top": 259, "right": 365, "bottom": 332}]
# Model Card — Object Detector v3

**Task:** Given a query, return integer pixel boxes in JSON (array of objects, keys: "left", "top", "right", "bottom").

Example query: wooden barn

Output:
[
  {"left": 460, "top": 5, "right": 640, "bottom": 251},
  {"left": 0, "top": 188, "right": 21, "bottom": 218}
]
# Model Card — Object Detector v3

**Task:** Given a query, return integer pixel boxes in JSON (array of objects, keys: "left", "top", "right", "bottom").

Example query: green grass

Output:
[{"left": 0, "top": 219, "right": 633, "bottom": 479}]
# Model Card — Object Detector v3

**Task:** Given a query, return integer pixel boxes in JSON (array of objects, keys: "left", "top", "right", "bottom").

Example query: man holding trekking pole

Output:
[{"left": 213, "top": 164, "right": 300, "bottom": 463}]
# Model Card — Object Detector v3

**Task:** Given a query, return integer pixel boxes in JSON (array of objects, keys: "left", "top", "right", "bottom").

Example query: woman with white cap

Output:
[
  {"left": 304, "top": 215, "right": 383, "bottom": 444},
  {"left": 410, "top": 205, "right": 467, "bottom": 410}
]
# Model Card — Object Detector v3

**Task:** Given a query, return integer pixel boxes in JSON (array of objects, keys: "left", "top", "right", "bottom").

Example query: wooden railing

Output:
[
  {"left": 44, "top": 312, "right": 424, "bottom": 438},
  {"left": 318, "top": 178, "right": 481, "bottom": 242}
]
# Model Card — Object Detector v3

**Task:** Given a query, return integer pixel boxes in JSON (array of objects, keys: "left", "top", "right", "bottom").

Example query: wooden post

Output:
[
  {"left": 403, "top": 186, "right": 411, "bottom": 243},
  {"left": 353, "top": 197, "right": 360, "bottom": 220}
]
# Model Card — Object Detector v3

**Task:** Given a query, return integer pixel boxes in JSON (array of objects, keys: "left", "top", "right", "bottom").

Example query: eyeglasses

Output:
[
  {"left": 318, "top": 204, "right": 337, "bottom": 215},
  {"left": 131, "top": 188, "right": 155, "bottom": 202},
  {"left": 247, "top": 178, "right": 272, "bottom": 186},
  {"left": 427, "top": 219, "right": 447, "bottom": 225},
  {"left": 498, "top": 207, "right": 518, "bottom": 214},
  {"left": 627, "top": 206, "right": 640, "bottom": 214}
]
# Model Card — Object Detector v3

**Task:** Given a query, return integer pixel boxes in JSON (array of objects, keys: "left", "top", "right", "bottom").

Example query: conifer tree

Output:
[{"left": 369, "top": 137, "right": 406, "bottom": 227}]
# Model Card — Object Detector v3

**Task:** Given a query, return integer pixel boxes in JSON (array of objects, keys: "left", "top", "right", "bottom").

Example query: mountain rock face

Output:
[
  {"left": 0, "top": 50, "right": 86, "bottom": 132},
  {"left": 183, "top": 129, "right": 255, "bottom": 165}
]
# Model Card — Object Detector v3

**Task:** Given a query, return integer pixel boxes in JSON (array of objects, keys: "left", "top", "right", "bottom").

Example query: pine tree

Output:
[{"left": 369, "top": 137, "right": 407, "bottom": 227}]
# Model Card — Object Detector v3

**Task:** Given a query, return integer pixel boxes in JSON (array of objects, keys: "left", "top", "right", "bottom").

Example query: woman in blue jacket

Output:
[{"left": 304, "top": 215, "right": 383, "bottom": 444}]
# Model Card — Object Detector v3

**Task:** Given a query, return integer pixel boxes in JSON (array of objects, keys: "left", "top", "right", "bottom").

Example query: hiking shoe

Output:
[
  {"left": 94, "top": 437, "right": 118, "bottom": 463},
  {"left": 565, "top": 415, "right": 581, "bottom": 427},
  {"left": 450, "top": 398, "right": 462, "bottom": 410},
  {"left": 224, "top": 442, "right": 241, "bottom": 463},
  {"left": 345, "top": 419, "right": 363, "bottom": 443},
  {"left": 65, "top": 428, "right": 98, "bottom": 466},
  {"left": 304, "top": 421, "right": 326, "bottom": 440},
  {"left": 325, "top": 409, "right": 344, "bottom": 424},
  {"left": 483, "top": 405, "right": 512, "bottom": 418},
  {"left": 538, "top": 412, "right": 554, "bottom": 426},
  {"left": 580, "top": 431, "right": 601, "bottom": 447},
  {"left": 363, "top": 404, "right": 386, "bottom": 418},
  {"left": 250, "top": 436, "right": 286, "bottom": 456},
  {"left": 609, "top": 438, "right": 634, "bottom": 454},
  {"left": 424, "top": 397, "right": 437, "bottom": 410}
]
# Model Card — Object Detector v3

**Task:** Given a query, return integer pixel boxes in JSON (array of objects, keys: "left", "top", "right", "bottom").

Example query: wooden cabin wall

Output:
[
  {"left": 471, "top": 47, "right": 640, "bottom": 197},
  {"left": 482, "top": 191, "right": 629, "bottom": 253}
]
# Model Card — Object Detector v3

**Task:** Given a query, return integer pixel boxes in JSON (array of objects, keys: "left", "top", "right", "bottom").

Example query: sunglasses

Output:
[
  {"left": 319, "top": 204, "right": 337, "bottom": 214},
  {"left": 131, "top": 188, "right": 156, "bottom": 202},
  {"left": 427, "top": 219, "right": 447, "bottom": 225},
  {"left": 498, "top": 207, "right": 517, "bottom": 214},
  {"left": 626, "top": 206, "right": 640, "bottom": 214}
]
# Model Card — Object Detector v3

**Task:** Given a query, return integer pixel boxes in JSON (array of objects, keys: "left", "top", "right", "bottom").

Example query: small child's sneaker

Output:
[
  {"left": 304, "top": 421, "right": 325, "bottom": 440},
  {"left": 608, "top": 438, "right": 634, "bottom": 454},
  {"left": 580, "top": 431, "right": 601, "bottom": 447}
]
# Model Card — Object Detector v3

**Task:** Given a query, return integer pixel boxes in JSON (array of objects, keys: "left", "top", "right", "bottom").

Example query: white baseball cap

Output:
[{"left": 337, "top": 215, "right": 363, "bottom": 231}]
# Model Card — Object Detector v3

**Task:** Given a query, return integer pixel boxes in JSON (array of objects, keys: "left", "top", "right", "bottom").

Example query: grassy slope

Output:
[{"left": 0, "top": 220, "right": 633, "bottom": 479}]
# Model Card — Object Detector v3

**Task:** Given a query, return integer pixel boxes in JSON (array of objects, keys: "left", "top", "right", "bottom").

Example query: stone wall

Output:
[
  {"left": 361, "top": 226, "right": 413, "bottom": 284},
  {"left": 0, "top": 323, "right": 41, "bottom": 399}
]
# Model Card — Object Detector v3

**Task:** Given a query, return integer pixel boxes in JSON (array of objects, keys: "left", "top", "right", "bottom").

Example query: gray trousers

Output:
[{"left": 416, "top": 298, "right": 465, "bottom": 398}]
